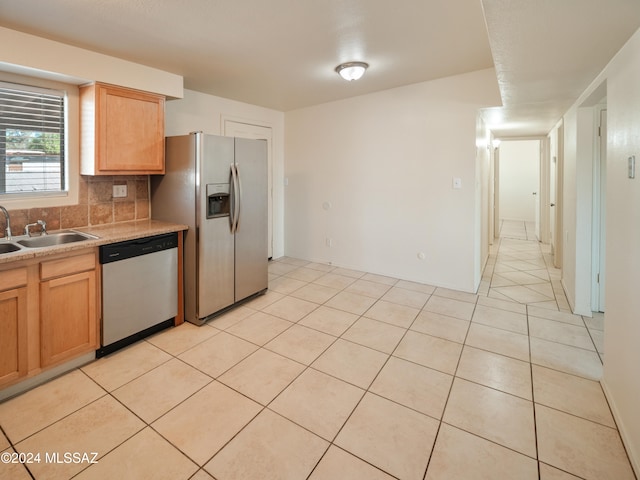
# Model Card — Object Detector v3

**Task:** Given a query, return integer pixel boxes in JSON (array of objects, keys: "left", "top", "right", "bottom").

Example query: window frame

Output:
[
  {"left": 0, "top": 81, "right": 67, "bottom": 196},
  {"left": 0, "top": 72, "right": 79, "bottom": 209}
]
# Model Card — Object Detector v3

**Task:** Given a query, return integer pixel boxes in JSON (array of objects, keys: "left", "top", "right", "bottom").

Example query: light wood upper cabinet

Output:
[{"left": 80, "top": 82, "right": 165, "bottom": 175}]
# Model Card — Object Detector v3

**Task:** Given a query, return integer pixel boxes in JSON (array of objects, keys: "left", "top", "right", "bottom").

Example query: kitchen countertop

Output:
[{"left": 0, "top": 219, "right": 188, "bottom": 265}]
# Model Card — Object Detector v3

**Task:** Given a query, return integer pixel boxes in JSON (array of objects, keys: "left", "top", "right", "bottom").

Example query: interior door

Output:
[
  {"left": 223, "top": 119, "right": 274, "bottom": 259},
  {"left": 498, "top": 140, "right": 540, "bottom": 234}
]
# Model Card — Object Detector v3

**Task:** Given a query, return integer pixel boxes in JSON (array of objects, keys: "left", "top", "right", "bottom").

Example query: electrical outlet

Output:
[
  {"left": 113, "top": 185, "right": 127, "bottom": 198},
  {"left": 325, "top": 237, "right": 333, "bottom": 247}
]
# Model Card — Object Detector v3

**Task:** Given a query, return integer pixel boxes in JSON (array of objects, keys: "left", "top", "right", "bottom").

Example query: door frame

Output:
[
  {"left": 493, "top": 144, "right": 500, "bottom": 239},
  {"left": 591, "top": 106, "right": 607, "bottom": 312},
  {"left": 494, "top": 137, "right": 543, "bottom": 239},
  {"left": 539, "top": 137, "right": 551, "bottom": 244}
]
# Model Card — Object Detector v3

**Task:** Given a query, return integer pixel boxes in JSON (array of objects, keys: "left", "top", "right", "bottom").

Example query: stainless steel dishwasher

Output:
[{"left": 97, "top": 232, "right": 178, "bottom": 357}]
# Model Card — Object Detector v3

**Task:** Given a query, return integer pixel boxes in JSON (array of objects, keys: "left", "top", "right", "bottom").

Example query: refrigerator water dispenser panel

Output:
[{"left": 207, "top": 183, "right": 230, "bottom": 218}]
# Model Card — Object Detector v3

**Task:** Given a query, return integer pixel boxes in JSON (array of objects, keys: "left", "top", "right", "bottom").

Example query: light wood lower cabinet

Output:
[
  {"left": 0, "top": 268, "right": 28, "bottom": 387},
  {"left": 0, "top": 249, "right": 99, "bottom": 389},
  {"left": 40, "top": 270, "right": 97, "bottom": 368}
]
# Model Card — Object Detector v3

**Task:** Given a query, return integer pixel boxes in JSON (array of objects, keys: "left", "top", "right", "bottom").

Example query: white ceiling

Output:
[
  {"left": 482, "top": 0, "right": 640, "bottom": 137},
  {"left": 1, "top": 0, "right": 639, "bottom": 138}
]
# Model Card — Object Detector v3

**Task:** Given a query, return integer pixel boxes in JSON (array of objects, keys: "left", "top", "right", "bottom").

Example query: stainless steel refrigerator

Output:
[{"left": 150, "top": 132, "right": 268, "bottom": 325}]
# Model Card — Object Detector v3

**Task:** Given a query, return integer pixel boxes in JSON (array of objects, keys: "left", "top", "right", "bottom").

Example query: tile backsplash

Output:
[{"left": 1, "top": 175, "right": 150, "bottom": 237}]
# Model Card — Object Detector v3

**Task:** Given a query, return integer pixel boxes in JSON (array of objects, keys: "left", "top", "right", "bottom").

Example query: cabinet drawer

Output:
[
  {"left": 40, "top": 252, "right": 96, "bottom": 281},
  {"left": 0, "top": 267, "right": 28, "bottom": 291}
]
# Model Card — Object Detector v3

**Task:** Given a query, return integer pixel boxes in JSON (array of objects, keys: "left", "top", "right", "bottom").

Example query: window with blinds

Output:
[{"left": 0, "top": 82, "right": 66, "bottom": 195}]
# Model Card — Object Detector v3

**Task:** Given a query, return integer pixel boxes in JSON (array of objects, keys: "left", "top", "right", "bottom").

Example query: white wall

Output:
[
  {"left": 0, "top": 27, "right": 183, "bottom": 211},
  {"left": 476, "top": 116, "right": 492, "bottom": 289},
  {"left": 562, "top": 26, "right": 640, "bottom": 475},
  {"left": 0, "top": 27, "right": 182, "bottom": 98},
  {"left": 498, "top": 140, "right": 540, "bottom": 222},
  {"left": 601, "top": 27, "right": 640, "bottom": 476},
  {"left": 284, "top": 69, "right": 501, "bottom": 292},
  {"left": 165, "top": 89, "right": 285, "bottom": 258},
  {"left": 562, "top": 108, "right": 578, "bottom": 311}
]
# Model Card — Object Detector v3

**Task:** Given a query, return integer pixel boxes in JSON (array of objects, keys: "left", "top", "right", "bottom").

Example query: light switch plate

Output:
[{"left": 452, "top": 177, "right": 462, "bottom": 189}]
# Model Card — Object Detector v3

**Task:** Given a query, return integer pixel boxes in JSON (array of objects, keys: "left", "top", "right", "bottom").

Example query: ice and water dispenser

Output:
[{"left": 206, "top": 184, "right": 230, "bottom": 218}]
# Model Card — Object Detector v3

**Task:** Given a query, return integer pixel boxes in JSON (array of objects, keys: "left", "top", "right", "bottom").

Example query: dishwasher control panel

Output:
[{"left": 100, "top": 232, "right": 178, "bottom": 264}]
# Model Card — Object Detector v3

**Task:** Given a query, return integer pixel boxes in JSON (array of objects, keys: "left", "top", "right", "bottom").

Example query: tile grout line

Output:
[
  {"left": 422, "top": 294, "right": 478, "bottom": 478},
  {"left": 270, "top": 281, "right": 410, "bottom": 479},
  {"left": 526, "top": 302, "right": 543, "bottom": 479}
]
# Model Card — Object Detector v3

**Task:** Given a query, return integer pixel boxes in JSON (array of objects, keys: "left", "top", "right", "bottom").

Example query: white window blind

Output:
[{"left": 0, "top": 82, "right": 66, "bottom": 194}]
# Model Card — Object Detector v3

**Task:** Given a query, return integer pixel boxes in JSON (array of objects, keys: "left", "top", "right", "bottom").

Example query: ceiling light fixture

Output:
[{"left": 335, "top": 61, "right": 369, "bottom": 81}]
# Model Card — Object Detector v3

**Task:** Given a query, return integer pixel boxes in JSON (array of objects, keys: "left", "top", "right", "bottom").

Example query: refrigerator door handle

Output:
[
  {"left": 230, "top": 163, "right": 241, "bottom": 233},
  {"left": 229, "top": 163, "right": 236, "bottom": 233}
]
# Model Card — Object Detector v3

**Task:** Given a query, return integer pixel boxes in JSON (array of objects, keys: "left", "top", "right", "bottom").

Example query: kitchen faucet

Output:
[
  {"left": 25, "top": 220, "right": 47, "bottom": 237},
  {"left": 0, "top": 205, "right": 11, "bottom": 241}
]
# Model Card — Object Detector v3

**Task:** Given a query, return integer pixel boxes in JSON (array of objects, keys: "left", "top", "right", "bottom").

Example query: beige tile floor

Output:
[{"left": 0, "top": 221, "right": 632, "bottom": 479}]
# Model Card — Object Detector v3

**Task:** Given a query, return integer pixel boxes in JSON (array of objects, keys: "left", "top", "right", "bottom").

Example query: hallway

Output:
[
  {"left": 485, "top": 220, "right": 569, "bottom": 312},
  {"left": 0, "top": 224, "right": 629, "bottom": 480}
]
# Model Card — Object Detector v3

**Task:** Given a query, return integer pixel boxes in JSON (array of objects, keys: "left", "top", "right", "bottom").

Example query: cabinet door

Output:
[
  {"left": 0, "top": 287, "right": 28, "bottom": 387},
  {"left": 40, "top": 270, "right": 97, "bottom": 368},
  {"left": 97, "top": 84, "right": 165, "bottom": 173}
]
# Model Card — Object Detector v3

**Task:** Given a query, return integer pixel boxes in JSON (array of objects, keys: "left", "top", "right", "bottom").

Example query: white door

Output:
[
  {"left": 223, "top": 119, "right": 274, "bottom": 259},
  {"left": 498, "top": 140, "right": 540, "bottom": 230}
]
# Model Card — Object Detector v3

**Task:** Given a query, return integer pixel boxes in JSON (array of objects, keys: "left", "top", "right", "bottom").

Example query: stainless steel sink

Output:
[
  {"left": 0, "top": 242, "right": 21, "bottom": 254},
  {"left": 17, "top": 231, "right": 97, "bottom": 248}
]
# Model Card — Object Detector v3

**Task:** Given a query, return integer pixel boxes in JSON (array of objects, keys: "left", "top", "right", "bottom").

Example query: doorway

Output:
[
  {"left": 222, "top": 118, "right": 274, "bottom": 259},
  {"left": 497, "top": 139, "right": 541, "bottom": 240}
]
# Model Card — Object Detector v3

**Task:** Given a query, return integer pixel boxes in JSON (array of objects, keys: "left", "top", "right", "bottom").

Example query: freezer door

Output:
[
  {"left": 198, "top": 135, "right": 235, "bottom": 318},
  {"left": 234, "top": 137, "right": 268, "bottom": 301},
  {"left": 198, "top": 215, "right": 235, "bottom": 316},
  {"left": 201, "top": 134, "right": 235, "bottom": 184}
]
